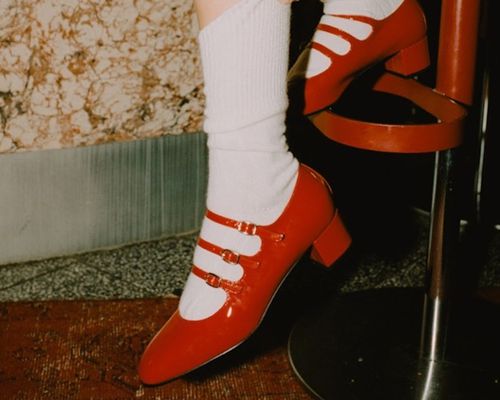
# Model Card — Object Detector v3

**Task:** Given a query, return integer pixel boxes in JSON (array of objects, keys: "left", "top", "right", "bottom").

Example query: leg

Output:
[
  {"left": 178, "top": 0, "right": 298, "bottom": 319},
  {"left": 138, "top": 0, "right": 350, "bottom": 385}
]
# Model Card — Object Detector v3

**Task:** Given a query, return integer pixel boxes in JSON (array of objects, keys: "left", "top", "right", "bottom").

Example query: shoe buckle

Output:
[
  {"left": 205, "top": 273, "right": 222, "bottom": 288},
  {"left": 237, "top": 221, "right": 257, "bottom": 235},
  {"left": 221, "top": 249, "right": 240, "bottom": 265}
]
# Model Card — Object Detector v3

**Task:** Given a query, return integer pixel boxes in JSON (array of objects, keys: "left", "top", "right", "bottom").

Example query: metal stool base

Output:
[{"left": 288, "top": 288, "right": 500, "bottom": 400}]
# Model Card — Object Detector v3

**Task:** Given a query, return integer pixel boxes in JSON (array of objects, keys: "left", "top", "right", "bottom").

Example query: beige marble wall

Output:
[{"left": 0, "top": 0, "right": 204, "bottom": 153}]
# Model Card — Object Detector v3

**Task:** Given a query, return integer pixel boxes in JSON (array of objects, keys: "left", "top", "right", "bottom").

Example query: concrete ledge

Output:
[{"left": 0, "top": 133, "right": 207, "bottom": 265}]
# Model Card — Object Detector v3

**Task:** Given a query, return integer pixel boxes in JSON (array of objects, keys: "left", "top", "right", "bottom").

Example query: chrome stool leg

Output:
[
  {"left": 288, "top": 1, "right": 500, "bottom": 398},
  {"left": 288, "top": 147, "right": 500, "bottom": 399}
]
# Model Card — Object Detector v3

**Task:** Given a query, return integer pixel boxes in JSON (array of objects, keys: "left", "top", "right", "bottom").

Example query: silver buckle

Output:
[
  {"left": 221, "top": 249, "right": 240, "bottom": 265},
  {"left": 205, "top": 273, "right": 222, "bottom": 288},
  {"left": 236, "top": 221, "right": 257, "bottom": 235}
]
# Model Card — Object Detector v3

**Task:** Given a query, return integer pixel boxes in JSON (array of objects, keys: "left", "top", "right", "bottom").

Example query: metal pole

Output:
[
  {"left": 420, "top": 0, "right": 481, "bottom": 365},
  {"left": 419, "top": 149, "right": 460, "bottom": 363}
]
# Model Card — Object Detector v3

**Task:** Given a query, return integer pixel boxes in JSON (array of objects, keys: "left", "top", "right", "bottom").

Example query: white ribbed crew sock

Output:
[
  {"left": 200, "top": 0, "right": 298, "bottom": 225},
  {"left": 179, "top": 0, "right": 298, "bottom": 321}
]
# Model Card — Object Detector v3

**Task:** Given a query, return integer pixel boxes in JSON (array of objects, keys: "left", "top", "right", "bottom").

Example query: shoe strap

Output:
[
  {"left": 323, "top": 2, "right": 379, "bottom": 23},
  {"left": 206, "top": 210, "right": 285, "bottom": 242},
  {"left": 197, "top": 238, "right": 261, "bottom": 269},
  {"left": 191, "top": 265, "right": 243, "bottom": 295}
]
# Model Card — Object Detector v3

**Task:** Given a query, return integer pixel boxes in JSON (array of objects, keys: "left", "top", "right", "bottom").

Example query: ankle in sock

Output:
[{"left": 179, "top": 0, "right": 298, "bottom": 320}]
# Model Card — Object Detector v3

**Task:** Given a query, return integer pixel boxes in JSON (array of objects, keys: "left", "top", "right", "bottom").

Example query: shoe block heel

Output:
[
  {"left": 385, "top": 36, "right": 430, "bottom": 76},
  {"left": 310, "top": 211, "right": 352, "bottom": 268}
]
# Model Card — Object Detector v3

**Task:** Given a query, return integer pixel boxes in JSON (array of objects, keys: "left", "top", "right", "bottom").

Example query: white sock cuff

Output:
[
  {"left": 322, "top": 0, "right": 404, "bottom": 20},
  {"left": 199, "top": 0, "right": 291, "bottom": 135}
]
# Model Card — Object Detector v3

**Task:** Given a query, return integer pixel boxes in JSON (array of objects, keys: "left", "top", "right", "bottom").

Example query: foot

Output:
[
  {"left": 288, "top": 0, "right": 429, "bottom": 115},
  {"left": 138, "top": 164, "right": 351, "bottom": 384}
]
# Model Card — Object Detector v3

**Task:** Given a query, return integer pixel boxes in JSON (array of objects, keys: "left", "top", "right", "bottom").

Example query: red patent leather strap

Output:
[
  {"left": 206, "top": 210, "right": 285, "bottom": 242},
  {"left": 197, "top": 238, "right": 260, "bottom": 269},
  {"left": 309, "top": 72, "right": 467, "bottom": 153},
  {"left": 191, "top": 265, "right": 243, "bottom": 294}
]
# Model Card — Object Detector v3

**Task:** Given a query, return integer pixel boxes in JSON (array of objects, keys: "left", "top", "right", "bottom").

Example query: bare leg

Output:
[
  {"left": 194, "top": 0, "right": 240, "bottom": 29},
  {"left": 195, "top": 0, "right": 295, "bottom": 29}
]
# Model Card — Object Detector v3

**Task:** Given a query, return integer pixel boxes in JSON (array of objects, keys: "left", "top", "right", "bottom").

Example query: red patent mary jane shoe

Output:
[
  {"left": 289, "top": 0, "right": 430, "bottom": 115},
  {"left": 138, "top": 164, "right": 351, "bottom": 385}
]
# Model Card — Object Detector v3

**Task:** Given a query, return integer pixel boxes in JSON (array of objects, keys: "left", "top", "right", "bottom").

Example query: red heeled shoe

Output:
[
  {"left": 138, "top": 164, "right": 351, "bottom": 384},
  {"left": 288, "top": 0, "right": 430, "bottom": 115}
]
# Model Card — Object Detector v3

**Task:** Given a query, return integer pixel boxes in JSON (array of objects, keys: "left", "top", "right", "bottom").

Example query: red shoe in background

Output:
[{"left": 289, "top": 0, "right": 430, "bottom": 115}]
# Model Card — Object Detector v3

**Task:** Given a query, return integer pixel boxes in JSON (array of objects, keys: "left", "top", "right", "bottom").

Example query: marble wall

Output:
[{"left": 0, "top": 0, "right": 204, "bottom": 153}]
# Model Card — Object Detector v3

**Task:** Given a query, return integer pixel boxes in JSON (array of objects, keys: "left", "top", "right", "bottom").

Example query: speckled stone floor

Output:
[{"left": 1, "top": 212, "right": 498, "bottom": 302}]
